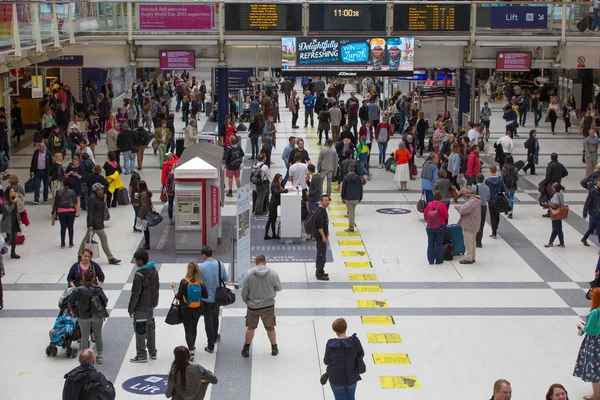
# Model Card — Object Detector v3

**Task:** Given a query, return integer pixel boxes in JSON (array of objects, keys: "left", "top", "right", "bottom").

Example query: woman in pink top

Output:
[
  {"left": 105, "top": 113, "right": 121, "bottom": 133},
  {"left": 423, "top": 190, "right": 449, "bottom": 264}
]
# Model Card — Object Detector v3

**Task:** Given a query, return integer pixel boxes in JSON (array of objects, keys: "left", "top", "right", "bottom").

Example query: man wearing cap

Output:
[{"left": 78, "top": 182, "right": 121, "bottom": 265}]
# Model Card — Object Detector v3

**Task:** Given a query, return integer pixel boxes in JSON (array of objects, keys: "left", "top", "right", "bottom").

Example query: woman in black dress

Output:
[{"left": 264, "top": 174, "right": 288, "bottom": 240}]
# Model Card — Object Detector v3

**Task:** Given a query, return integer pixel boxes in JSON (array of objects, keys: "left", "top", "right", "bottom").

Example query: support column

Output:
[
  {"left": 458, "top": 68, "right": 471, "bottom": 127},
  {"left": 217, "top": 67, "right": 229, "bottom": 143},
  {"left": 578, "top": 69, "right": 593, "bottom": 112}
]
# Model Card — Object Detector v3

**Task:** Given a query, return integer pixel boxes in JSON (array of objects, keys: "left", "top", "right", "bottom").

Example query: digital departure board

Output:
[
  {"left": 309, "top": 4, "right": 386, "bottom": 32},
  {"left": 394, "top": 4, "right": 471, "bottom": 32},
  {"left": 224, "top": 4, "right": 302, "bottom": 31}
]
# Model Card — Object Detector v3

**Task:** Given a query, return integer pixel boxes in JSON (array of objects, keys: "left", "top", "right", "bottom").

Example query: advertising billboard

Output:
[
  {"left": 496, "top": 52, "right": 532, "bottom": 72},
  {"left": 159, "top": 50, "right": 195, "bottom": 71},
  {"left": 281, "top": 37, "right": 414, "bottom": 77},
  {"left": 140, "top": 4, "right": 214, "bottom": 31}
]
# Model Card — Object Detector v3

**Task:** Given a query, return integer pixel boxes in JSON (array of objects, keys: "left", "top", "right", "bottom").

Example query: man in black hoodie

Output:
[
  {"left": 128, "top": 250, "right": 160, "bottom": 363},
  {"left": 62, "top": 349, "right": 115, "bottom": 400}
]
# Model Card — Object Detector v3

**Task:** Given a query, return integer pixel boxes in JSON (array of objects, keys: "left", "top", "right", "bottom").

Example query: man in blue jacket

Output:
[
  {"left": 199, "top": 246, "right": 228, "bottom": 353},
  {"left": 303, "top": 91, "right": 315, "bottom": 128}
]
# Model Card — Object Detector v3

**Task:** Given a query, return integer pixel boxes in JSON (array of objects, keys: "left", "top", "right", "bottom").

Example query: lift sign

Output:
[{"left": 122, "top": 375, "right": 168, "bottom": 395}]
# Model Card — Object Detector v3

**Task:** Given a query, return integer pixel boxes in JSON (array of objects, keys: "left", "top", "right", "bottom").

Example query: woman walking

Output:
[
  {"left": 65, "top": 156, "right": 83, "bottom": 216},
  {"left": 103, "top": 152, "right": 122, "bottom": 209},
  {"left": 501, "top": 155, "right": 519, "bottom": 219},
  {"left": 1, "top": 187, "right": 21, "bottom": 259},
  {"left": 563, "top": 99, "right": 573, "bottom": 135},
  {"left": 324, "top": 318, "right": 364, "bottom": 400},
  {"left": 423, "top": 190, "right": 449, "bottom": 265},
  {"left": 165, "top": 346, "right": 218, "bottom": 400},
  {"left": 135, "top": 180, "right": 152, "bottom": 250},
  {"left": 223, "top": 115, "right": 237, "bottom": 147},
  {"left": 393, "top": 141, "right": 411, "bottom": 191},
  {"left": 574, "top": 287, "right": 600, "bottom": 400},
  {"left": 68, "top": 268, "right": 108, "bottom": 364},
  {"left": 170, "top": 263, "right": 208, "bottom": 360},
  {"left": 547, "top": 97, "right": 560, "bottom": 135},
  {"left": 265, "top": 174, "right": 287, "bottom": 240},
  {"left": 544, "top": 183, "right": 566, "bottom": 248},
  {"left": 85, "top": 113, "right": 100, "bottom": 157},
  {"left": 52, "top": 176, "right": 77, "bottom": 248},
  {"left": 129, "top": 172, "right": 141, "bottom": 233},
  {"left": 248, "top": 115, "right": 262, "bottom": 160},
  {"left": 318, "top": 106, "right": 331, "bottom": 145}
]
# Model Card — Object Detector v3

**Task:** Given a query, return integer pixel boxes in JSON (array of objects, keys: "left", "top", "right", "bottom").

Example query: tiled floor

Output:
[{"left": 0, "top": 85, "right": 596, "bottom": 399}]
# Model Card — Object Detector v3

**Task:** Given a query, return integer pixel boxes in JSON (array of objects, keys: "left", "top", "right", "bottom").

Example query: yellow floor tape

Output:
[
  {"left": 352, "top": 285, "right": 382, "bottom": 293},
  {"left": 361, "top": 316, "right": 394, "bottom": 324},
  {"left": 330, "top": 215, "right": 348, "bottom": 220},
  {"left": 345, "top": 261, "right": 371, "bottom": 268},
  {"left": 348, "top": 274, "right": 378, "bottom": 281},
  {"left": 333, "top": 222, "right": 349, "bottom": 227},
  {"left": 379, "top": 376, "right": 420, "bottom": 389},
  {"left": 337, "top": 231, "right": 361, "bottom": 237},
  {"left": 373, "top": 354, "right": 411, "bottom": 365},
  {"left": 341, "top": 250, "right": 368, "bottom": 257},
  {"left": 357, "top": 300, "right": 388, "bottom": 308},
  {"left": 331, "top": 201, "right": 345, "bottom": 205},
  {"left": 367, "top": 333, "right": 402, "bottom": 344},
  {"left": 329, "top": 206, "right": 347, "bottom": 211},
  {"left": 339, "top": 240, "right": 364, "bottom": 246}
]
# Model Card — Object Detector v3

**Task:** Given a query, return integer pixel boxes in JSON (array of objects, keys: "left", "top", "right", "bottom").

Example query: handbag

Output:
[
  {"left": 320, "top": 371, "right": 329, "bottom": 385},
  {"left": 356, "top": 353, "right": 367, "bottom": 374},
  {"left": 417, "top": 194, "right": 426, "bottom": 213},
  {"left": 411, "top": 164, "right": 417, "bottom": 176},
  {"left": 450, "top": 186, "right": 459, "bottom": 201},
  {"left": 103, "top": 204, "right": 110, "bottom": 221},
  {"left": 145, "top": 210, "right": 164, "bottom": 228},
  {"left": 550, "top": 205, "right": 569, "bottom": 220},
  {"left": 84, "top": 231, "right": 100, "bottom": 259},
  {"left": 151, "top": 139, "right": 159, "bottom": 150},
  {"left": 215, "top": 261, "right": 236, "bottom": 306},
  {"left": 89, "top": 287, "right": 110, "bottom": 319},
  {"left": 160, "top": 185, "right": 168, "bottom": 203},
  {"left": 165, "top": 297, "right": 182, "bottom": 325},
  {"left": 569, "top": 110, "right": 578, "bottom": 120},
  {"left": 24, "top": 178, "right": 34, "bottom": 193}
]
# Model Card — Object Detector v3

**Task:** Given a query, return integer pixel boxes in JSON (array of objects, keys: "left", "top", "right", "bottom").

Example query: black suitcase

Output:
[
  {"left": 176, "top": 138, "right": 185, "bottom": 157},
  {"left": 515, "top": 160, "right": 525, "bottom": 172},
  {"left": 577, "top": 16, "right": 592, "bottom": 32},
  {"left": 117, "top": 188, "right": 130, "bottom": 205}
]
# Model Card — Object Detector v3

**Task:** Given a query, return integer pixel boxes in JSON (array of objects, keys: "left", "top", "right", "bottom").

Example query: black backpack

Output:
[
  {"left": 88, "top": 287, "right": 109, "bottom": 319},
  {"left": 226, "top": 146, "right": 244, "bottom": 170},
  {"left": 81, "top": 373, "right": 116, "bottom": 400},
  {"left": 250, "top": 163, "right": 265, "bottom": 185},
  {"left": 303, "top": 212, "right": 318, "bottom": 235},
  {"left": 443, "top": 244, "right": 454, "bottom": 260},
  {"left": 460, "top": 154, "right": 469, "bottom": 174}
]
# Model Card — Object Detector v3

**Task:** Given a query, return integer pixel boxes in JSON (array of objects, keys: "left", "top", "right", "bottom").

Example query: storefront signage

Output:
[
  {"left": 210, "top": 185, "right": 219, "bottom": 228},
  {"left": 38, "top": 55, "right": 84, "bottom": 67},
  {"left": 139, "top": 4, "right": 214, "bottom": 31},
  {"left": 281, "top": 36, "right": 414, "bottom": 77},
  {"left": 159, "top": 50, "right": 195, "bottom": 71},
  {"left": 490, "top": 6, "right": 547, "bottom": 30},
  {"left": 215, "top": 68, "right": 254, "bottom": 95},
  {"left": 122, "top": 375, "right": 168, "bottom": 395},
  {"left": 496, "top": 52, "right": 532, "bottom": 72},
  {"left": 175, "top": 170, "right": 218, "bottom": 179}
]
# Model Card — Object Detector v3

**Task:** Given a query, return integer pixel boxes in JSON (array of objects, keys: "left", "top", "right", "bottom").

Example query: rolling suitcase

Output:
[
  {"left": 176, "top": 132, "right": 185, "bottom": 158},
  {"left": 446, "top": 224, "right": 465, "bottom": 255},
  {"left": 577, "top": 16, "right": 592, "bottom": 32},
  {"left": 515, "top": 160, "right": 525, "bottom": 172},
  {"left": 117, "top": 188, "right": 130, "bottom": 205}
]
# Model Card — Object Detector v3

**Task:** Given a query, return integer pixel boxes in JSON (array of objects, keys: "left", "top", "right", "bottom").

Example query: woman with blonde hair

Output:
[
  {"left": 574, "top": 287, "right": 600, "bottom": 399},
  {"left": 547, "top": 96, "right": 560, "bottom": 135},
  {"left": 393, "top": 141, "right": 412, "bottom": 191},
  {"left": 171, "top": 262, "right": 208, "bottom": 361}
]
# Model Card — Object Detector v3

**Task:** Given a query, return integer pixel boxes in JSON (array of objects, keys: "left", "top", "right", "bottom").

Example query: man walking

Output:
[
  {"left": 455, "top": 186, "right": 482, "bottom": 264},
  {"left": 347, "top": 98, "right": 359, "bottom": 140},
  {"left": 240, "top": 254, "right": 282, "bottom": 358},
  {"left": 314, "top": 195, "right": 330, "bottom": 281},
  {"left": 542, "top": 153, "right": 568, "bottom": 217},
  {"left": 583, "top": 179, "right": 600, "bottom": 246},
  {"left": 329, "top": 101, "right": 342, "bottom": 143},
  {"left": 317, "top": 139, "right": 338, "bottom": 198},
  {"left": 62, "top": 349, "right": 115, "bottom": 400},
  {"left": 475, "top": 174, "right": 490, "bottom": 248},
  {"left": 30, "top": 141, "right": 53, "bottom": 203},
  {"left": 199, "top": 246, "right": 228, "bottom": 354},
  {"left": 78, "top": 183, "right": 121, "bottom": 265},
  {"left": 303, "top": 90, "right": 315, "bottom": 128},
  {"left": 484, "top": 166, "right": 505, "bottom": 240},
  {"left": 306, "top": 164, "right": 323, "bottom": 214},
  {"left": 281, "top": 136, "right": 296, "bottom": 186},
  {"left": 341, "top": 163, "right": 363, "bottom": 233},
  {"left": 224, "top": 136, "right": 245, "bottom": 197},
  {"left": 128, "top": 250, "right": 159, "bottom": 363},
  {"left": 532, "top": 93, "right": 543, "bottom": 128},
  {"left": 584, "top": 128, "right": 600, "bottom": 177}
]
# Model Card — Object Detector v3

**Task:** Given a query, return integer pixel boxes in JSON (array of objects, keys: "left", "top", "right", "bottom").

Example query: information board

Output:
[
  {"left": 159, "top": 50, "right": 195, "bottom": 70},
  {"left": 139, "top": 4, "right": 214, "bottom": 31},
  {"left": 394, "top": 4, "right": 471, "bottom": 32},
  {"left": 224, "top": 4, "right": 302, "bottom": 31},
  {"left": 215, "top": 68, "right": 254, "bottom": 95},
  {"left": 310, "top": 4, "right": 386, "bottom": 32},
  {"left": 496, "top": 52, "right": 532, "bottom": 72}
]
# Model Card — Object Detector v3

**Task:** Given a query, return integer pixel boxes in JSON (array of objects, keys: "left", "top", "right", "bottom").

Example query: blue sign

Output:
[
  {"left": 215, "top": 67, "right": 254, "bottom": 95},
  {"left": 376, "top": 208, "right": 411, "bottom": 215},
  {"left": 122, "top": 374, "right": 168, "bottom": 395},
  {"left": 38, "top": 55, "right": 84, "bottom": 67},
  {"left": 491, "top": 6, "right": 548, "bottom": 30}
]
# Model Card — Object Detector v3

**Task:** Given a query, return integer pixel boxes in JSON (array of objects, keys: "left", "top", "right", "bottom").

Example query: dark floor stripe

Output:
[{"left": 97, "top": 316, "right": 136, "bottom": 382}]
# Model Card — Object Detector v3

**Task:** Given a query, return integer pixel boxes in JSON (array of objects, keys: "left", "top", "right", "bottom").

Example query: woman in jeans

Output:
[
  {"left": 449, "top": 142, "right": 461, "bottom": 191},
  {"left": 248, "top": 114, "right": 262, "bottom": 160},
  {"left": 52, "top": 176, "right": 77, "bottom": 248},
  {"left": 544, "top": 183, "right": 566, "bottom": 248},
  {"left": 129, "top": 172, "right": 141, "bottom": 233},
  {"left": 136, "top": 180, "right": 152, "bottom": 250},
  {"left": 324, "top": 318, "right": 364, "bottom": 400},
  {"left": 165, "top": 346, "right": 218, "bottom": 400},
  {"left": 170, "top": 263, "right": 208, "bottom": 361},
  {"left": 68, "top": 268, "right": 108, "bottom": 364},
  {"left": 500, "top": 155, "right": 519, "bottom": 219}
]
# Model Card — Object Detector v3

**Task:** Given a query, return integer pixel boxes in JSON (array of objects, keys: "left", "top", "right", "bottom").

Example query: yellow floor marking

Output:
[
  {"left": 367, "top": 333, "right": 402, "bottom": 343},
  {"left": 339, "top": 240, "right": 364, "bottom": 246},
  {"left": 345, "top": 261, "right": 371, "bottom": 268},
  {"left": 331, "top": 201, "right": 345, "bottom": 205},
  {"left": 348, "top": 273, "right": 378, "bottom": 281},
  {"left": 352, "top": 285, "right": 382, "bottom": 293},
  {"left": 373, "top": 354, "right": 411, "bottom": 365},
  {"left": 329, "top": 206, "right": 347, "bottom": 211},
  {"left": 341, "top": 250, "right": 368, "bottom": 257},
  {"left": 337, "top": 231, "right": 361, "bottom": 237},
  {"left": 379, "top": 376, "right": 420, "bottom": 389},
  {"left": 330, "top": 214, "right": 348, "bottom": 219},
  {"left": 361, "top": 315, "right": 394, "bottom": 324},
  {"left": 357, "top": 300, "right": 388, "bottom": 308}
]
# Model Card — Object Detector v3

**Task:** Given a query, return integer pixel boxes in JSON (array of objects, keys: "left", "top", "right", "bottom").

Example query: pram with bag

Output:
[{"left": 45, "top": 287, "right": 81, "bottom": 358}]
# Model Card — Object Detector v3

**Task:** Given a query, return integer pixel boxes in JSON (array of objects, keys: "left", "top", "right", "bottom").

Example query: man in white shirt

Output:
[
  {"left": 467, "top": 123, "right": 482, "bottom": 146},
  {"left": 288, "top": 152, "right": 309, "bottom": 197},
  {"left": 495, "top": 131, "right": 514, "bottom": 155}
]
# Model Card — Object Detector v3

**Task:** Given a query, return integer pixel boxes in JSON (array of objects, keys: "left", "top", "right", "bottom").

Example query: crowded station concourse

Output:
[{"left": 2, "top": 1, "right": 600, "bottom": 399}]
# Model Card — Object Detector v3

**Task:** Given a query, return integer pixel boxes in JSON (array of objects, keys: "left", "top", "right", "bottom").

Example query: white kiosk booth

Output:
[{"left": 174, "top": 143, "right": 224, "bottom": 253}]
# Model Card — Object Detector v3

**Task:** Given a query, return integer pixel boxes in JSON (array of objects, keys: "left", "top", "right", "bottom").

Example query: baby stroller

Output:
[
  {"left": 45, "top": 288, "right": 81, "bottom": 358},
  {"left": 240, "top": 103, "right": 251, "bottom": 122}
]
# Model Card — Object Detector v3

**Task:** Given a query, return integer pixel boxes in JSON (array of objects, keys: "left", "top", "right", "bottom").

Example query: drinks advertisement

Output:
[{"left": 281, "top": 36, "right": 414, "bottom": 76}]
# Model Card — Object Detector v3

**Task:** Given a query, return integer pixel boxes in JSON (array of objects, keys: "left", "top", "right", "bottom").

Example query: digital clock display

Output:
[{"left": 310, "top": 4, "right": 386, "bottom": 32}]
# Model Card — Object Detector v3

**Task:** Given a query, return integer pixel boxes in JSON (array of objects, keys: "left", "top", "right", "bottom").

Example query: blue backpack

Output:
[{"left": 184, "top": 279, "right": 202, "bottom": 308}]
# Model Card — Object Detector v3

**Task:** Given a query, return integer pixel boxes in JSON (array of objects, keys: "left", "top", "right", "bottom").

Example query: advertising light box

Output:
[
  {"left": 281, "top": 37, "right": 414, "bottom": 77},
  {"left": 159, "top": 50, "right": 195, "bottom": 71},
  {"left": 496, "top": 52, "right": 532, "bottom": 72}
]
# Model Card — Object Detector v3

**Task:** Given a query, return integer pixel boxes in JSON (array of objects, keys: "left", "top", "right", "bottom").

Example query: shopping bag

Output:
[
  {"left": 569, "top": 110, "right": 578, "bottom": 121},
  {"left": 84, "top": 232, "right": 100, "bottom": 259},
  {"left": 165, "top": 298, "right": 182, "bottom": 325},
  {"left": 389, "top": 161, "right": 397, "bottom": 174}
]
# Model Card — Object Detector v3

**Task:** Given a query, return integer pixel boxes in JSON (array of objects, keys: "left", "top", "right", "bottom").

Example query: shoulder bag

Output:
[
  {"left": 144, "top": 202, "right": 164, "bottom": 228},
  {"left": 356, "top": 353, "right": 367, "bottom": 375},
  {"left": 214, "top": 261, "right": 236, "bottom": 306},
  {"left": 165, "top": 297, "right": 182, "bottom": 325},
  {"left": 550, "top": 204, "right": 569, "bottom": 220},
  {"left": 88, "top": 286, "right": 109, "bottom": 319}
]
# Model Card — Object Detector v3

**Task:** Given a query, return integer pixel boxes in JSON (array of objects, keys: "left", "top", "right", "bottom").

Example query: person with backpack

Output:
[
  {"left": 224, "top": 136, "right": 245, "bottom": 197},
  {"left": 171, "top": 262, "right": 208, "bottom": 360},
  {"left": 454, "top": 185, "right": 482, "bottom": 264},
  {"left": 165, "top": 346, "right": 218, "bottom": 400},
  {"left": 240, "top": 253, "right": 282, "bottom": 357},
  {"left": 485, "top": 166, "right": 505, "bottom": 240},
  {"left": 62, "top": 349, "right": 115, "bottom": 400},
  {"left": 128, "top": 250, "right": 159, "bottom": 363},
  {"left": 69, "top": 268, "right": 108, "bottom": 364},
  {"left": 421, "top": 153, "right": 439, "bottom": 203},
  {"left": 424, "top": 190, "right": 449, "bottom": 265},
  {"left": 252, "top": 154, "right": 270, "bottom": 216},
  {"left": 501, "top": 155, "right": 519, "bottom": 219},
  {"left": 522, "top": 129, "right": 539, "bottom": 175}
]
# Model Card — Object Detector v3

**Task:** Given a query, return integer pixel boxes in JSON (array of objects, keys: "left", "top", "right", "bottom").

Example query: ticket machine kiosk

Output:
[{"left": 174, "top": 143, "right": 223, "bottom": 253}]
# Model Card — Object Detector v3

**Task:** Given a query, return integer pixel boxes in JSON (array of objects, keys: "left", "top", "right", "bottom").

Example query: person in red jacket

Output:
[
  {"left": 161, "top": 153, "right": 179, "bottom": 186},
  {"left": 465, "top": 145, "right": 481, "bottom": 185}
]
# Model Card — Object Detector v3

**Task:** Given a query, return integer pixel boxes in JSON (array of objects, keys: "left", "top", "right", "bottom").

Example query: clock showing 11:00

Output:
[
  {"left": 313, "top": 4, "right": 380, "bottom": 31},
  {"left": 333, "top": 8, "right": 361, "bottom": 18}
]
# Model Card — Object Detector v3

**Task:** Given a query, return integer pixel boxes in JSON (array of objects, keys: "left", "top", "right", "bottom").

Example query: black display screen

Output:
[
  {"left": 394, "top": 4, "right": 471, "bottom": 32},
  {"left": 310, "top": 4, "right": 386, "bottom": 32},
  {"left": 224, "top": 4, "right": 302, "bottom": 31}
]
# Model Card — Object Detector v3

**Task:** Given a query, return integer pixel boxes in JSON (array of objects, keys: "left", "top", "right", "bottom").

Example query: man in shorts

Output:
[
  {"left": 240, "top": 254, "right": 282, "bottom": 357},
  {"left": 224, "top": 136, "right": 245, "bottom": 197}
]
